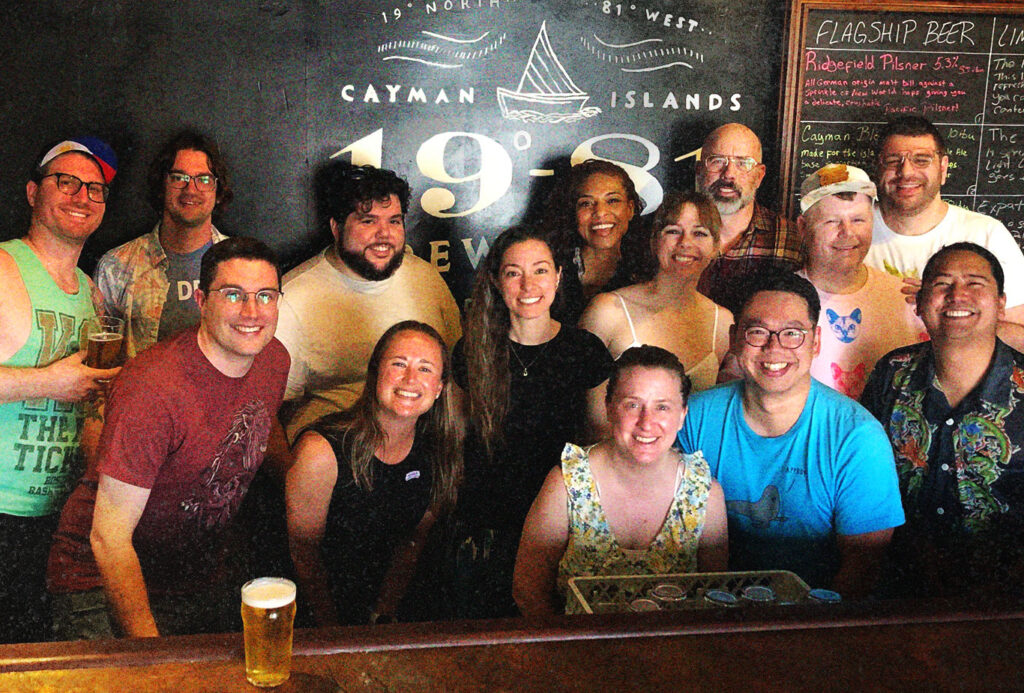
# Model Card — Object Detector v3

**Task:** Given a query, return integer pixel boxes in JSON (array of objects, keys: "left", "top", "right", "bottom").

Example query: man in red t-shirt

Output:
[{"left": 48, "top": 237, "right": 290, "bottom": 638}]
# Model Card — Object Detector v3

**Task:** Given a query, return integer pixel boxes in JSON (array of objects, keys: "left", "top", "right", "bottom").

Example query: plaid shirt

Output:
[
  {"left": 697, "top": 203, "right": 804, "bottom": 314},
  {"left": 94, "top": 224, "right": 228, "bottom": 357}
]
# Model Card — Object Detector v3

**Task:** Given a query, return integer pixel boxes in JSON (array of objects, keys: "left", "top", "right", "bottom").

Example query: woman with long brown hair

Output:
[
  {"left": 286, "top": 320, "right": 462, "bottom": 625},
  {"left": 451, "top": 225, "right": 612, "bottom": 618}
]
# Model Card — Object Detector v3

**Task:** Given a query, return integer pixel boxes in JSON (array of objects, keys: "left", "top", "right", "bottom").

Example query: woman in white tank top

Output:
[{"left": 580, "top": 191, "right": 735, "bottom": 431}]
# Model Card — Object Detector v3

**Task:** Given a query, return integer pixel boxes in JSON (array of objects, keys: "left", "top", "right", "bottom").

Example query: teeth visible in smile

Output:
[
  {"left": 520, "top": 297, "right": 541, "bottom": 305},
  {"left": 944, "top": 310, "right": 972, "bottom": 317},
  {"left": 763, "top": 362, "right": 787, "bottom": 372},
  {"left": 396, "top": 389, "right": 420, "bottom": 398},
  {"left": 236, "top": 326, "right": 260, "bottom": 333},
  {"left": 592, "top": 223, "right": 614, "bottom": 231},
  {"left": 634, "top": 435, "right": 656, "bottom": 443}
]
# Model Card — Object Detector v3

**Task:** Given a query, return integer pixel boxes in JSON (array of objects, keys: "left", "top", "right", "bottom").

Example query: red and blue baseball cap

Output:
[{"left": 38, "top": 136, "right": 118, "bottom": 184}]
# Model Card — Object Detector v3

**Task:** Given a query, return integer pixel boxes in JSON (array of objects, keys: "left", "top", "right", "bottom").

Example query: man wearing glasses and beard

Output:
[
  {"left": 694, "top": 123, "right": 804, "bottom": 315},
  {"left": 275, "top": 161, "right": 461, "bottom": 440}
]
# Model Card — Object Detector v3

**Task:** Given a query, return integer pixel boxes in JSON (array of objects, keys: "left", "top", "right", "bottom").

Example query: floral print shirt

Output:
[{"left": 557, "top": 443, "right": 710, "bottom": 612}]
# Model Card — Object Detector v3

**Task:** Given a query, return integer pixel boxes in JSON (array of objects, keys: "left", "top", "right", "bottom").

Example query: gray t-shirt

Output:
[{"left": 158, "top": 242, "right": 211, "bottom": 341}]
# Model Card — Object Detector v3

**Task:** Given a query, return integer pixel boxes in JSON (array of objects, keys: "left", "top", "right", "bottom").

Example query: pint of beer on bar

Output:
[{"left": 241, "top": 577, "right": 297, "bottom": 688}]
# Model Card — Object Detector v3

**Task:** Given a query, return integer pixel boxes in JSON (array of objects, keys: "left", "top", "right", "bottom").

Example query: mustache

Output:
[{"left": 709, "top": 180, "right": 739, "bottom": 193}]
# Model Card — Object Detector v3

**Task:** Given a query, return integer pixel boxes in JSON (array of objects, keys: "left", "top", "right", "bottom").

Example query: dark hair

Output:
[
  {"left": 607, "top": 345, "right": 691, "bottom": 406},
  {"left": 314, "top": 160, "right": 411, "bottom": 239},
  {"left": 639, "top": 190, "right": 723, "bottom": 281},
  {"left": 544, "top": 159, "right": 646, "bottom": 279},
  {"left": 921, "top": 241, "right": 1005, "bottom": 295},
  {"left": 464, "top": 226, "right": 562, "bottom": 458},
  {"left": 198, "top": 237, "right": 280, "bottom": 293},
  {"left": 735, "top": 271, "right": 821, "bottom": 325},
  {"left": 309, "top": 321, "right": 463, "bottom": 512},
  {"left": 147, "top": 130, "right": 233, "bottom": 213},
  {"left": 878, "top": 116, "right": 947, "bottom": 157}
]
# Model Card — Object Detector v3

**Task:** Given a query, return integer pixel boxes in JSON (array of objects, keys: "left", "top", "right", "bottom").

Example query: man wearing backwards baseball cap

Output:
[
  {"left": 0, "top": 137, "right": 120, "bottom": 643},
  {"left": 796, "top": 163, "right": 926, "bottom": 399}
]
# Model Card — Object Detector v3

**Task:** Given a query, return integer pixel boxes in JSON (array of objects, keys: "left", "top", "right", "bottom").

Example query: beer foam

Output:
[
  {"left": 89, "top": 332, "right": 122, "bottom": 341},
  {"left": 242, "top": 578, "right": 296, "bottom": 609}
]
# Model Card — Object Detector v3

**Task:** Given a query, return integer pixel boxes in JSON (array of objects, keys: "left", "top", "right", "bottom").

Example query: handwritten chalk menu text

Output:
[{"left": 781, "top": 3, "right": 1024, "bottom": 242}]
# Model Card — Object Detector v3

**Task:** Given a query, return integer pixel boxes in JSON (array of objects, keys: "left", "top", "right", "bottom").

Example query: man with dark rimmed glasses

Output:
[
  {"left": 0, "top": 136, "right": 120, "bottom": 642},
  {"left": 694, "top": 123, "right": 804, "bottom": 315},
  {"left": 678, "top": 271, "right": 904, "bottom": 599},
  {"left": 95, "top": 130, "right": 233, "bottom": 358}
]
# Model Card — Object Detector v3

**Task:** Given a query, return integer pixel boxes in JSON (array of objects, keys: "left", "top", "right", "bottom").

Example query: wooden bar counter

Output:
[{"left": 1, "top": 599, "right": 1021, "bottom": 691}]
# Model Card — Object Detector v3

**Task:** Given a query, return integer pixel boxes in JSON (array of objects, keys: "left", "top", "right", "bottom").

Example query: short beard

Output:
[
  {"left": 337, "top": 245, "right": 404, "bottom": 281},
  {"left": 705, "top": 181, "right": 755, "bottom": 217}
]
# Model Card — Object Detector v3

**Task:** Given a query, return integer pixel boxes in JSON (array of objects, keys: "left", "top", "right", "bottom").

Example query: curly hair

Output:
[
  {"left": 308, "top": 321, "right": 463, "bottom": 513},
  {"left": 314, "top": 160, "right": 411, "bottom": 242},
  {"left": 463, "top": 226, "right": 563, "bottom": 458},
  {"left": 147, "top": 130, "right": 233, "bottom": 214}
]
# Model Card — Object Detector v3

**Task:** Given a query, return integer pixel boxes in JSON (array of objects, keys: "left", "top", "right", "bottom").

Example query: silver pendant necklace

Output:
[{"left": 509, "top": 339, "right": 551, "bottom": 377}]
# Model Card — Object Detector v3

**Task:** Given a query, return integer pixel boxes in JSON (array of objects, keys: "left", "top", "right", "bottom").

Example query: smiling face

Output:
[
  {"left": 800, "top": 192, "right": 874, "bottom": 276},
  {"left": 876, "top": 134, "right": 948, "bottom": 218},
  {"left": 163, "top": 149, "right": 218, "bottom": 230},
  {"left": 917, "top": 249, "right": 1005, "bottom": 344},
  {"left": 607, "top": 366, "right": 687, "bottom": 466},
  {"left": 575, "top": 172, "right": 636, "bottom": 252},
  {"left": 497, "top": 238, "right": 561, "bottom": 321},
  {"left": 333, "top": 193, "right": 406, "bottom": 281},
  {"left": 26, "top": 152, "right": 106, "bottom": 245},
  {"left": 696, "top": 124, "right": 766, "bottom": 217},
  {"left": 374, "top": 329, "right": 445, "bottom": 424},
  {"left": 194, "top": 258, "right": 280, "bottom": 375},
  {"left": 732, "top": 290, "right": 820, "bottom": 398},
  {"left": 653, "top": 202, "right": 718, "bottom": 278}
]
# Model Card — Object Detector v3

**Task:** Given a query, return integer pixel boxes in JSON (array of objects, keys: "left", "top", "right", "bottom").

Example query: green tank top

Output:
[{"left": 0, "top": 239, "right": 95, "bottom": 516}]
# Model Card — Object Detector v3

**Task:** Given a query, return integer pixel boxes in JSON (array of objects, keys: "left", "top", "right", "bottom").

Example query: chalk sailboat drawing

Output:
[{"left": 496, "top": 22, "right": 600, "bottom": 123}]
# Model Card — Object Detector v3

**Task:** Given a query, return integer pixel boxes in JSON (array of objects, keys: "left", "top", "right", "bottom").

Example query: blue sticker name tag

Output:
[{"left": 405, "top": 470, "right": 421, "bottom": 482}]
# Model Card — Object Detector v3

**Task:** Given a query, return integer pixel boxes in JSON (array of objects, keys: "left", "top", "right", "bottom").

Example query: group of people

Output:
[{"left": 2, "top": 113, "right": 1023, "bottom": 644}]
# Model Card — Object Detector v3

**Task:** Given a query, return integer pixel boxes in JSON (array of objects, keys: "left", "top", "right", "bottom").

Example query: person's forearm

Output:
[
  {"left": 91, "top": 533, "right": 159, "bottom": 637},
  {"left": 290, "top": 539, "right": 339, "bottom": 627},
  {"left": 0, "top": 364, "right": 60, "bottom": 404}
]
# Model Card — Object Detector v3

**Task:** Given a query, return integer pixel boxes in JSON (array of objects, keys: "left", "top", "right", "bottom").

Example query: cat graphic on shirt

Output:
[
  {"left": 831, "top": 362, "right": 866, "bottom": 398},
  {"left": 826, "top": 308, "right": 862, "bottom": 344}
]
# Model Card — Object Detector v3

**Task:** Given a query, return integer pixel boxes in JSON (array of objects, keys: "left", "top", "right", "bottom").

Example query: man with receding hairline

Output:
[{"left": 695, "top": 123, "right": 804, "bottom": 314}]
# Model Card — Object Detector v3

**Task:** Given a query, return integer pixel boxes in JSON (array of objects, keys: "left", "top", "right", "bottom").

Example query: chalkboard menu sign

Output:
[{"left": 780, "top": 1, "right": 1024, "bottom": 244}]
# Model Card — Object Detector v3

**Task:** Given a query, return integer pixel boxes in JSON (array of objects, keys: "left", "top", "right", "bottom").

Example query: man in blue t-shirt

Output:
[{"left": 678, "top": 272, "right": 904, "bottom": 597}]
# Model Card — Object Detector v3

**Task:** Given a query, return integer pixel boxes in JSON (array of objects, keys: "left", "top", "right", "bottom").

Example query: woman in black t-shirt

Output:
[
  {"left": 451, "top": 226, "right": 613, "bottom": 618},
  {"left": 285, "top": 321, "right": 463, "bottom": 626}
]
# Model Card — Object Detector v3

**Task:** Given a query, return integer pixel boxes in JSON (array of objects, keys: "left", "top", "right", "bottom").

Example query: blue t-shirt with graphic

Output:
[
  {"left": 678, "top": 379, "right": 904, "bottom": 588},
  {"left": 158, "top": 242, "right": 210, "bottom": 342}
]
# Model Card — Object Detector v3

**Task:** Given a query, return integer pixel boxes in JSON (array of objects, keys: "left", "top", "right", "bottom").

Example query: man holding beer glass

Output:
[
  {"left": 0, "top": 137, "right": 119, "bottom": 643},
  {"left": 48, "top": 237, "right": 290, "bottom": 638}
]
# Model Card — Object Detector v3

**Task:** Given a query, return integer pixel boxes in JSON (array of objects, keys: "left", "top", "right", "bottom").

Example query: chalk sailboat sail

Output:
[{"left": 497, "top": 22, "right": 599, "bottom": 123}]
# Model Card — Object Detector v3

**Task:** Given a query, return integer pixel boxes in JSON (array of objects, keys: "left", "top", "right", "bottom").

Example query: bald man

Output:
[{"left": 695, "top": 123, "right": 804, "bottom": 314}]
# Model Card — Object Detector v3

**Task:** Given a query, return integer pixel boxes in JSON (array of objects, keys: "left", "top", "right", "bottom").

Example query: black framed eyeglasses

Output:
[
  {"left": 39, "top": 173, "right": 109, "bottom": 203},
  {"left": 209, "top": 288, "right": 282, "bottom": 306},
  {"left": 167, "top": 172, "right": 218, "bottom": 192},
  {"left": 703, "top": 155, "right": 760, "bottom": 173},
  {"left": 742, "top": 326, "right": 809, "bottom": 349}
]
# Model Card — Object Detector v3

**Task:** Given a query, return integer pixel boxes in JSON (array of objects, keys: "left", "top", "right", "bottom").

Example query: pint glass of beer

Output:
[
  {"left": 241, "top": 577, "right": 297, "bottom": 688},
  {"left": 82, "top": 316, "right": 124, "bottom": 370}
]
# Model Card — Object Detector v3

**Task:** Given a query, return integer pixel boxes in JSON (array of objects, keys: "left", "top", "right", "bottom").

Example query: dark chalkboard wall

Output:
[
  {"left": 0, "top": 0, "right": 787, "bottom": 302},
  {"left": 781, "top": 0, "right": 1024, "bottom": 245}
]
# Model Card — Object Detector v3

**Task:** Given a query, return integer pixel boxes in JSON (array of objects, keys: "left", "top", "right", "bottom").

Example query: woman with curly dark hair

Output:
[
  {"left": 451, "top": 226, "right": 612, "bottom": 618},
  {"left": 544, "top": 160, "right": 647, "bottom": 325}
]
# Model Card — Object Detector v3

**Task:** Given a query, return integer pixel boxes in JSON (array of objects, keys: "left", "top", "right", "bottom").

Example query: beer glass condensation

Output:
[
  {"left": 241, "top": 577, "right": 297, "bottom": 688},
  {"left": 82, "top": 316, "right": 124, "bottom": 370}
]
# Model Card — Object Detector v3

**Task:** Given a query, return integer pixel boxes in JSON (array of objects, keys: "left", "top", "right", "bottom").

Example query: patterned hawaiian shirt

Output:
[
  {"left": 94, "top": 224, "right": 228, "bottom": 358},
  {"left": 697, "top": 203, "right": 804, "bottom": 315},
  {"left": 861, "top": 340, "right": 1024, "bottom": 597}
]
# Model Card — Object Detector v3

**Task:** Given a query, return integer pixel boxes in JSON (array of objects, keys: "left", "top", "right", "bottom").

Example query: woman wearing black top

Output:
[
  {"left": 286, "top": 321, "right": 462, "bottom": 625},
  {"left": 451, "top": 226, "right": 613, "bottom": 617}
]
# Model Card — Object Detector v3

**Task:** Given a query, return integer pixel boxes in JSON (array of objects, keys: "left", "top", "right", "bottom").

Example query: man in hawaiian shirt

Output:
[{"left": 862, "top": 241, "right": 1024, "bottom": 599}]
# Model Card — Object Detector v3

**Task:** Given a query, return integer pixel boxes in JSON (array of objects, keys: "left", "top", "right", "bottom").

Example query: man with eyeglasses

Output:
[
  {"left": 48, "top": 237, "right": 290, "bottom": 639},
  {"left": 694, "top": 123, "right": 804, "bottom": 314},
  {"left": 862, "top": 242, "right": 1024, "bottom": 600},
  {"left": 94, "top": 130, "right": 233, "bottom": 358},
  {"left": 678, "top": 271, "right": 903, "bottom": 598},
  {"left": 796, "top": 163, "right": 925, "bottom": 399},
  {"left": 0, "top": 137, "right": 120, "bottom": 643},
  {"left": 866, "top": 115, "right": 1024, "bottom": 329},
  {"left": 276, "top": 161, "right": 461, "bottom": 439}
]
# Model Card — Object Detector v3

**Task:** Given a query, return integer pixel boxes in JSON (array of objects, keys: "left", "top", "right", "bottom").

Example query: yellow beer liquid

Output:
[{"left": 241, "top": 578, "right": 296, "bottom": 688}]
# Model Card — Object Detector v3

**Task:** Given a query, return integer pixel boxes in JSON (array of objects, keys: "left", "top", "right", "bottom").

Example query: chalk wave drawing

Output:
[
  {"left": 377, "top": 31, "right": 507, "bottom": 69},
  {"left": 580, "top": 34, "right": 704, "bottom": 73},
  {"left": 496, "top": 21, "right": 600, "bottom": 124}
]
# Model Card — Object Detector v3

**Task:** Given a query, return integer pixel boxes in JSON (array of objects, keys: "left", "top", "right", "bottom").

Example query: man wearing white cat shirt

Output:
[
  {"left": 797, "top": 164, "right": 925, "bottom": 399},
  {"left": 866, "top": 115, "right": 1024, "bottom": 336}
]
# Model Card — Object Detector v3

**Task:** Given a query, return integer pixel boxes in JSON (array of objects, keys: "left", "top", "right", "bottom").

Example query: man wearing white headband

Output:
[
  {"left": 797, "top": 163, "right": 926, "bottom": 399},
  {"left": 0, "top": 137, "right": 120, "bottom": 642}
]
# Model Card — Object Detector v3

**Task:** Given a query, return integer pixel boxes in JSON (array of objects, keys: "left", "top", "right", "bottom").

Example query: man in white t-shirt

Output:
[
  {"left": 275, "top": 162, "right": 462, "bottom": 439},
  {"left": 865, "top": 115, "right": 1024, "bottom": 334},
  {"left": 797, "top": 164, "right": 925, "bottom": 399}
]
